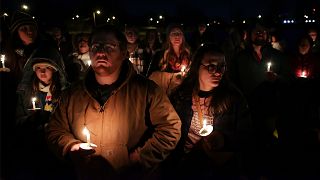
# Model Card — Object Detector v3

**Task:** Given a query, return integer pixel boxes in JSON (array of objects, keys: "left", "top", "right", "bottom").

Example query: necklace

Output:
[{"left": 194, "top": 94, "right": 213, "bottom": 136}]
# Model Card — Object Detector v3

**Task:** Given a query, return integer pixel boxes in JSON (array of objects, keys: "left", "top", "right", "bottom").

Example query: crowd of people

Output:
[{"left": 1, "top": 10, "right": 320, "bottom": 179}]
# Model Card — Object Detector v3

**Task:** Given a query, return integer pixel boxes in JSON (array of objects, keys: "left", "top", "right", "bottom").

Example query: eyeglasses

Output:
[
  {"left": 90, "top": 42, "right": 118, "bottom": 54},
  {"left": 200, "top": 63, "right": 226, "bottom": 74}
]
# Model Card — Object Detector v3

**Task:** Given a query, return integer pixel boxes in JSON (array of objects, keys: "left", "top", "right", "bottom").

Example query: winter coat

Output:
[{"left": 46, "top": 60, "right": 181, "bottom": 177}]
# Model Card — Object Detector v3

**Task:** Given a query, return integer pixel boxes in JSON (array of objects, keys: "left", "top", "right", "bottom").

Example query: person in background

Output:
[
  {"left": 148, "top": 24, "right": 191, "bottom": 95},
  {"left": 4, "top": 11, "right": 51, "bottom": 85},
  {"left": 46, "top": 25, "right": 181, "bottom": 179},
  {"left": 124, "top": 25, "right": 148, "bottom": 75},
  {"left": 13, "top": 46, "right": 69, "bottom": 179},
  {"left": 229, "top": 22, "right": 293, "bottom": 175},
  {"left": 65, "top": 33, "right": 91, "bottom": 83},
  {"left": 189, "top": 23, "right": 207, "bottom": 52},
  {"left": 307, "top": 27, "right": 320, "bottom": 54},
  {"left": 143, "top": 29, "right": 163, "bottom": 69},
  {"left": 162, "top": 43, "right": 252, "bottom": 178},
  {"left": 47, "top": 25, "right": 73, "bottom": 62}
]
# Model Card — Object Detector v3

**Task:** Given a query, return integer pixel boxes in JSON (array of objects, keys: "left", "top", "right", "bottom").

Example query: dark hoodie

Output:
[{"left": 15, "top": 46, "right": 68, "bottom": 126}]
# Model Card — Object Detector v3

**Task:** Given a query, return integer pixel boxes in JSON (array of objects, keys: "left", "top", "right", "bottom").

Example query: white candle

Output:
[
  {"left": 181, "top": 65, "right": 186, "bottom": 76},
  {"left": 267, "top": 62, "right": 272, "bottom": 72},
  {"left": 31, "top": 97, "right": 37, "bottom": 110},
  {"left": 1, "top": 54, "right": 5, "bottom": 68},
  {"left": 301, "top": 70, "right": 307, "bottom": 78},
  {"left": 202, "top": 119, "right": 207, "bottom": 128},
  {"left": 83, "top": 126, "right": 91, "bottom": 145}
]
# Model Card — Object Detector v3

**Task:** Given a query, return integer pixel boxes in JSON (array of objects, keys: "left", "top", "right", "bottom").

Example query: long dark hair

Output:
[{"left": 179, "top": 43, "right": 237, "bottom": 115}]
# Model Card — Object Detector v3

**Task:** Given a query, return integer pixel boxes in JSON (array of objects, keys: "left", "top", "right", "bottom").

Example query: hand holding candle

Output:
[{"left": 199, "top": 118, "right": 213, "bottom": 137}]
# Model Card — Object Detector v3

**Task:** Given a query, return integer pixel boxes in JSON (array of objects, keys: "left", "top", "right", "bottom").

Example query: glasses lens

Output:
[
  {"left": 206, "top": 64, "right": 226, "bottom": 74},
  {"left": 91, "top": 43, "right": 117, "bottom": 53}
]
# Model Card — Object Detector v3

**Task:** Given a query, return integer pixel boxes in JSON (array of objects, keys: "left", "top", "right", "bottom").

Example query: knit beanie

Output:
[
  {"left": 9, "top": 11, "right": 37, "bottom": 33},
  {"left": 32, "top": 61, "right": 58, "bottom": 72}
]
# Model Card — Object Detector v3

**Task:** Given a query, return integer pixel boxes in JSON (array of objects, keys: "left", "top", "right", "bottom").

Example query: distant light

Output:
[
  {"left": 291, "top": 20, "right": 294, "bottom": 23},
  {"left": 76, "top": 15, "right": 79, "bottom": 18},
  {"left": 21, "top": 4, "right": 29, "bottom": 10},
  {"left": 150, "top": 18, "right": 153, "bottom": 21},
  {"left": 213, "top": 20, "right": 216, "bottom": 24},
  {"left": 112, "top": 16, "right": 115, "bottom": 20},
  {"left": 96, "top": 10, "right": 101, "bottom": 14},
  {"left": 207, "top": 23, "right": 210, "bottom": 26},
  {"left": 283, "top": 20, "right": 287, "bottom": 24},
  {"left": 312, "top": 20, "right": 315, "bottom": 23},
  {"left": 181, "top": 23, "right": 184, "bottom": 26},
  {"left": 258, "top": 15, "right": 262, "bottom": 18},
  {"left": 3, "top": 13, "right": 8, "bottom": 16},
  {"left": 242, "top": 20, "right": 246, "bottom": 24},
  {"left": 159, "top": 15, "right": 163, "bottom": 19},
  {"left": 32, "top": 16, "right": 35, "bottom": 19},
  {"left": 304, "top": 15, "right": 308, "bottom": 18},
  {"left": 72, "top": 17, "right": 75, "bottom": 20},
  {"left": 156, "top": 20, "right": 159, "bottom": 24},
  {"left": 305, "top": 20, "right": 308, "bottom": 23},
  {"left": 313, "top": 8, "right": 316, "bottom": 12},
  {"left": 309, "top": 20, "right": 312, "bottom": 22},
  {"left": 107, "top": 18, "right": 110, "bottom": 21},
  {"left": 200, "top": 43, "right": 204, "bottom": 46}
]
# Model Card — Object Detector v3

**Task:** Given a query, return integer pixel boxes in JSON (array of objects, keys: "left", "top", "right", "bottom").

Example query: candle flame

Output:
[
  {"left": 267, "top": 62, "right": 272, "bottom": 71},
  {"left": 83, "top": 126, "right": 89, "bottom": 136},
  {"left": 32, "top": 97, "right": 37, "bottom": 102},
  {"left": 83, "top": 126, "right": 91, "bottom": 145},
  {"left": 181, "top": 65, "right": 186, "bottom": 72},
  {"left": 1, "top": 54, "right": 5, "bottom": 62}
]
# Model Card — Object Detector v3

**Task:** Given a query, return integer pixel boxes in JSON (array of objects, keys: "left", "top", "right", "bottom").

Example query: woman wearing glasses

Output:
[{"left": 162, "top": 43, "right": 253, "bottom": 178}]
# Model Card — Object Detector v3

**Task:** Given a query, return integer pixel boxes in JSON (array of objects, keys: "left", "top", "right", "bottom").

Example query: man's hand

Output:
[{"left": 69, "top": 143, "right": 95, "bottom": 163}]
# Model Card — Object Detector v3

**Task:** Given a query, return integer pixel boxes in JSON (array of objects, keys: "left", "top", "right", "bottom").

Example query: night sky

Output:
[{"left": 1, "top": 0, "right": 318, "bottom": 25}]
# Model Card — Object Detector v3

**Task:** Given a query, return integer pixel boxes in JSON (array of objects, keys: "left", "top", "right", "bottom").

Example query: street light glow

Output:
[{"left": 21, "top": 4, "right": 29, "bottom": 10}]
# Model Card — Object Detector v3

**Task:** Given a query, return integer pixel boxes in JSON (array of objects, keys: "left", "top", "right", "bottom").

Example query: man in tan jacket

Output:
[{"left": 46, "top": 25, "right": 181, "bottom": 179}]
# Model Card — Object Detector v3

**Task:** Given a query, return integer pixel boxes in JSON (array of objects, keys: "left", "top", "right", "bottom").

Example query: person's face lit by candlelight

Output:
[
  {"left": 34, "top": 64, "right": 55, "bottom": 84},
  {"left": 199, "top": 52, "right": 226, "bottom": 91},
  {"left": 89, "top": 31, "right": 126, "bottom": 76}
]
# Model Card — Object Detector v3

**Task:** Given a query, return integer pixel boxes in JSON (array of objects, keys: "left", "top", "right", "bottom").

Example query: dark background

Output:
[{"left": 1, "top": 0, "right": 319, "bottom": 25}]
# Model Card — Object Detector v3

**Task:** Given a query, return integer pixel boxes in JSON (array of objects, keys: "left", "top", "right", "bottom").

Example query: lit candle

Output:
[
  {"left": 267, "top": 62, "right": 272, "bottom": 72},
  {"left": 181, "top": 65, "right": 186, "bottom": 76},
  {"left": 87, "top": 60, "right": 91, "bottom": 66},
  {"left": 82, "top": 126, "right": 91, "bottom": 145},
  {"left": 300, "top": 70, "right": 307, "bottom": 78},
  {"left": 202, "top": 119, "right": 207, "bottom": 128},
  {"left": 31, "top": 97, "right": 37, "bottom": 110},
  {"left": 1, "top": 54, "right": 5, "bottom": 68}
]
